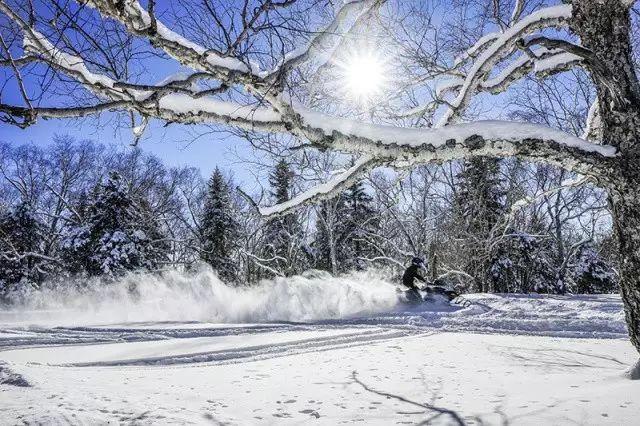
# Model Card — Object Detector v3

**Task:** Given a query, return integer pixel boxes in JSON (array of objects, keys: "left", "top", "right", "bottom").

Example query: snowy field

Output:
[{"left": 0, "top": 271, "right": 638, "bottom": 425}]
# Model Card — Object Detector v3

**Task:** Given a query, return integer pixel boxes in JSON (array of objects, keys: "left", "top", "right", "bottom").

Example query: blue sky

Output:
[
  {"left": 0, "top": 0, "right": 274, "bottom": 188},
  {"left": 0, "top": 112, "right": 261, "bottom": 186}
]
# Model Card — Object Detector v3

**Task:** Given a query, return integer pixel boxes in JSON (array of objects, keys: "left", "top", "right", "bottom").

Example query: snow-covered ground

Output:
[{"left": 0, "top": 271, "right": 638, "bottom": 425}]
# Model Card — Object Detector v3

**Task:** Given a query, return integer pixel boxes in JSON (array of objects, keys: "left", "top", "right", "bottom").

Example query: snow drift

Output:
[{"left": 0, "top": 267, "right": 400, "bottom": 326}]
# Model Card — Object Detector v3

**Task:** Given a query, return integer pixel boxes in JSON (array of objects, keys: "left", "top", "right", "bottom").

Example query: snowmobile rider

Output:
[
  {"left": 403, "top": 257, "right": 428, "bottom": 294},
  {"left": 402, "top": 257, "right": 463, "bottom": 304}
]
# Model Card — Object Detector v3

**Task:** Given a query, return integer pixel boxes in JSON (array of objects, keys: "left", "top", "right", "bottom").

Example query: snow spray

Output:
[{"left": 0, "top": 267, "right": 400, "bottom": 326}]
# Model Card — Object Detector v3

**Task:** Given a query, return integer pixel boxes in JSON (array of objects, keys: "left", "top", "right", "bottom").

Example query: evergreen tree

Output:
[
  {"left": 571, "top": 245, "right": 617, "bottom": 294},
  {"left": 342, "top": 181, "right": 378, "bottom": 271},
  {"left": 62, "top": 171, "right": 166, "bottom": 277},
  {"left": 200, "top": 168, "right": 240, "bottom": 282},
  {"left": 450, "top": 157, "right": 506, "bottom": 292},
  {"left": 0, "top": 202, "right": 46, "bottom": 300},
  {"left": 314, "top": 180, "right": 379, "bottom": 274},
  {"left": 263, "top": 160, "right": 305, "bottom": 276},
  {"left": 489, "top": 231, "right": 555, "bottom": 294}
]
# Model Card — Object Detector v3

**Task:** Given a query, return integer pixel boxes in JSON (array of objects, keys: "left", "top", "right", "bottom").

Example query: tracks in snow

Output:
[
  {"left": 0, "top": 294, "right": 628, "bottom": 372},
  {"left": 63, "top": 328, "right": 429, "bottom": 367},
  {"left": 0, "top": 361, "right": 30, "bottom": 387},
  {"left": 0, "top": 323, "right": 311, "bottom": 350},
  {"left": 0, "top": 323, "right": 431, "bottom": 368}
]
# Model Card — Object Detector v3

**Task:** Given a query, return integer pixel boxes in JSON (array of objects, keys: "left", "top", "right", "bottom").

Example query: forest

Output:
[
  {"left": 0, "top": 134, "right": 616, "bottom": 303},
  {"left": 2, "top": 0, "right": 640, "bottom": 423}
]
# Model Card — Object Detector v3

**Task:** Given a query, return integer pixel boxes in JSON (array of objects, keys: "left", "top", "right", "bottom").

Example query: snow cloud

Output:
[{"left": 1, "top": 267, "right": 400, "bottom": 326}]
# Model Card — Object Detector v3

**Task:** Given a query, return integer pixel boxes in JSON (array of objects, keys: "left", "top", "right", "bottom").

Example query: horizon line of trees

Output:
[{"left": 0, "top": 135, "right": 617, "bottom": 303}]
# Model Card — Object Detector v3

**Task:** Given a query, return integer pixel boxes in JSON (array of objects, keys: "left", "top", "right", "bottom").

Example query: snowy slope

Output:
[{"left": 0, "top": 272, "right": 638, "bottom": 425}]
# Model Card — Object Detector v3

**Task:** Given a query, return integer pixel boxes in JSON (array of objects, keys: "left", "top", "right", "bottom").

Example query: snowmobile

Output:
[
  {"left": 396, "top": 283, "right": 472, "bottom": 308},
  {"left": 432, "top": 286, "right": 473, "bottom": 307},
  {"left": 399, "top": 257, "right": 472, "bottom": 307}
]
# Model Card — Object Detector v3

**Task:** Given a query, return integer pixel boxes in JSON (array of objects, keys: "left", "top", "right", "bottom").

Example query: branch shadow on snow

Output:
[
  {"left": 350, "top": 370, "right": 568, "bottom": 425},
  {"left": 351, "top": 370, "right": 468, "bottom": 425},
  {"left": 489, "top": 345, "right": 627, "bottom": 369},
  {"left": 0, "top": 362, "right": 30, "bottom": 387}
]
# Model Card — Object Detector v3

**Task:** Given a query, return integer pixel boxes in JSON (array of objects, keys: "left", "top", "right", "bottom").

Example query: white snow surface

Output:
[{"left": 1, "top": 269, "right": 638, "bottom": 424}]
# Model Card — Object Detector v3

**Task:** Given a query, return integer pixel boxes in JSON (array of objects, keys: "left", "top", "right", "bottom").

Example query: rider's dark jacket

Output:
[{"left": 402, "top": 265, "right": 427, "bottom": 290}]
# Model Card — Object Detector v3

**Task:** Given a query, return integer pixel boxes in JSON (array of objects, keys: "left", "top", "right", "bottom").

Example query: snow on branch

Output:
[
  {"left": 262, "top": 0, "right": 382, "bottom": 80},
  {"left": 483, "top": 49, "right": 582, "bottom": 93},
  {"left": 295, "top": 107, "right": 616, "bottom": 179},
  {"left": 453, "top": 33, "right": 500, "bottom": 67},
  {"left": 84, "top": 0, "right": 257, "bottom": 77},
  {"left": 22, "top": 30, "right": 134, "bottom": 100},
  {"left": 154, "top": 94, "right": 284, "bottom": 130},
  {"left": 428, "top": 48, "right": 582, "bottom": 102},
  {"left": 397, "top": 5, "right": 580, "bottom": 124},
  {"left": 258, "top": 154, "right": 378, "bottom": 217},
  {"left": 436, "top": 4, "right": 573, "bottom": 127},
  {"left": 509, "top": 0, "right": 526, "bottom": 25},
  {"left": 8, "top": 21, "right": 282, "bottom": 131},
  {"left": 19, "top": 23, "right": 240, "bottom": 108},
  {"left": 0, "top": 91, "right": 284, "bottom": 133},
  {"left": 66, "top": 0, "right": 265, "bottom": 124},
  {"left": 299, "top": 107, "right": 613, "bottom": 155}
]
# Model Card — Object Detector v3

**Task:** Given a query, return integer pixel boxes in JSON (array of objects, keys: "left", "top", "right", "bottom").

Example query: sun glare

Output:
[{"left": 341, "top": 52, "right": 386, "bottom": 102}]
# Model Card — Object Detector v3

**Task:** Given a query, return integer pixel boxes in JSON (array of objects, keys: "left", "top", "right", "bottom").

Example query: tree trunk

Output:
[
  {"left": 428, "top": 240, "right": 438, "bottom": 282},
  {"left": 609, "top": 187, "right": 640, "bottom": 354},
  {"left": 571, "top": 1, "right": 640, "bottom": 361},
  {"left": 330, "top": 231, "right": 338, "bottom": 276}
]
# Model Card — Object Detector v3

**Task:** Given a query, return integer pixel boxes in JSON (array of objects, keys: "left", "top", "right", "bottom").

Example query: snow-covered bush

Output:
[
  {"left": 489, "top": 231, "right": 556, "bottom": 294},
  {"left": 571, "top": 245, "right": 617, "bottom": 294}
]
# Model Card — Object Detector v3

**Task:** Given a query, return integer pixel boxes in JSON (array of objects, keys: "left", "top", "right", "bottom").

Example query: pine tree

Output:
[
  {"left": 571, "top": 245, "right": 617, "bottom": 294},
  {"left": 200, "top": 168, "right": 240, "bottom": 282},
  {"left": 313, "top": 180, "right": 379, "bottom": 274},
  {"left": 451, "top": 157, "right": 506, "bottom": 292},
  {"left": 263, "top": 160, "right": 305, "bottom": 276},
  {"left": 62, "top": 171, "right": 166, "bottom": 277},
  {"left": 0, "top": 202, "right": 45, "bottom": 300},
  {"left": 342, "top": 181, "right": 378, "bottom": 271},
  {"left": 489, "top": 231, "right": 555, "bottom": 294}
]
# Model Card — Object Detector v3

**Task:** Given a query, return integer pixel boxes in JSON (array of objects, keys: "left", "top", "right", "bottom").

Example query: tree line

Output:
[{"left": 0, "top": 135, "right": 617, "bottom": 303}]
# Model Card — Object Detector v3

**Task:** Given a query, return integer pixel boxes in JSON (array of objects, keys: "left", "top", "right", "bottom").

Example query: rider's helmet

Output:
[{"left": 411, "top": 257, "right": 425, "bottom": 266}]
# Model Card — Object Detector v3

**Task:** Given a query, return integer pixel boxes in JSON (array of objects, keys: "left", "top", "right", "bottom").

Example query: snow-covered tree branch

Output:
[{"left": 0, "top": 0, "right": 614, "bottom": 190}]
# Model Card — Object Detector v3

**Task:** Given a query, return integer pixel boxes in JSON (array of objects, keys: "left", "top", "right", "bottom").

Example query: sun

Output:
[{"left": 338, "top": 51, "right": 387, "bottom": 103}]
